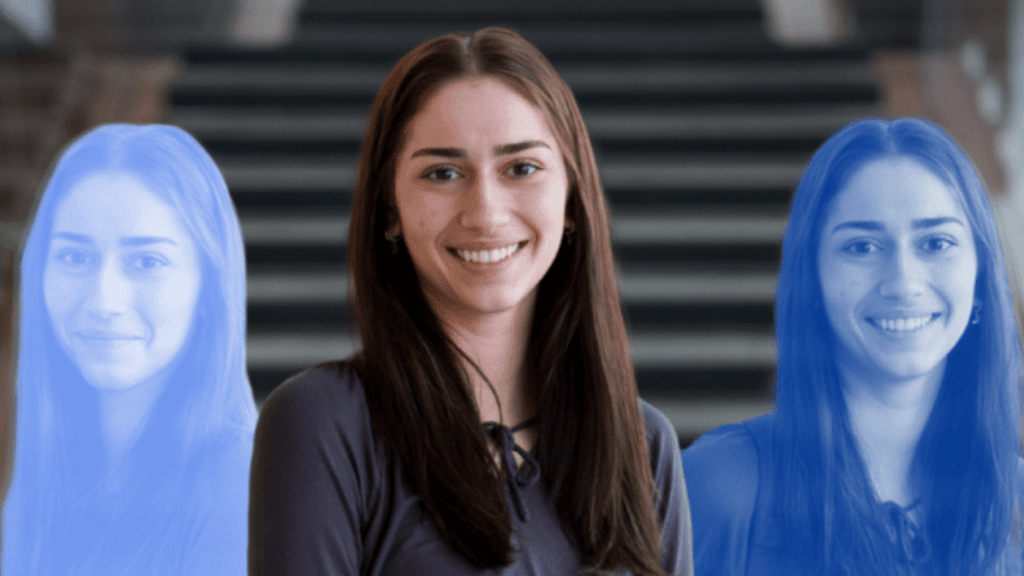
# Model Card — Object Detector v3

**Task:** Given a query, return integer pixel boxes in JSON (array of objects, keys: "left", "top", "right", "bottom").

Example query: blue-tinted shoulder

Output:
[
  {"left": 682, "top": 417, "right": 762, "bottom": 522},
  {"left": 686, "top": 420, "right": 759, "bottom": 457}
]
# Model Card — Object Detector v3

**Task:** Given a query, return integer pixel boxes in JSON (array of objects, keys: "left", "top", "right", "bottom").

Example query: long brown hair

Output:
[{"left": 345, "top": 27, "right": 669, "bottom": 574}]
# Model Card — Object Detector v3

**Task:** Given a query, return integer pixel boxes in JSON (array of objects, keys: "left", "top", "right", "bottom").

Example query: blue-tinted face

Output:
[
  {"left": 817, "top": 158, "right": 978, "bottom": 384},
  {"left": 43, "top": 172, "right": 203, "bottom": 392}
]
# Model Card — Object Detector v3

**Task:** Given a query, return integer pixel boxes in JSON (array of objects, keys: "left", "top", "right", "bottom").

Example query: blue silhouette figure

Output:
[
  {"left": 683, "top": 118, "right": 1024, "bottom": 575},
  {"left": 3, "top": 124, "right": 257, "bottom": 575}
]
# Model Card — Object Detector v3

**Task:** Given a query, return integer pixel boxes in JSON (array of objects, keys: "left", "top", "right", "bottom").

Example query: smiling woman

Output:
[
  {"left": 3, "top": 124, "right": 257, "bottom": 576},
  {"left": 248, "top": 27, "right": 692, "bottom": 576},
  {"left": 682, "top": 118, "right": 1024, "bottom": 576},
  {"left": 44, "top": 173, "right": 203, "bottom": 400},
  {"left": 818, "top": 159, "right": 978, "bottom": 406}
]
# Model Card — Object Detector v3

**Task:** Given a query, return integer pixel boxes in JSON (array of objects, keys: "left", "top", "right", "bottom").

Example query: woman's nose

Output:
[
  {"left": 85, "top": 259, "right": 130, "bottom": 318},
  {"left": 458, "top": 173, "right": 512, "bottom": 232},
  {"left": 877, "top": 246, "right": 927, "bottom": 301}
]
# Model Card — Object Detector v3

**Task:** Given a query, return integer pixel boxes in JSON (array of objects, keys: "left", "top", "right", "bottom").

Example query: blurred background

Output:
[{"left": 0, "top": 0, "right": 1020, "bottom": 502}]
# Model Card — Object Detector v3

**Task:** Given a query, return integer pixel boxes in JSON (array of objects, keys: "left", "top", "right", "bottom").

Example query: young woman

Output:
[
  {"left": 3, "top": 124, "right": 257, "bottom": 575},
  {"left": 683, "top": 118, "right": 1024, "bottom": 575},
  {"left": 248, "top": 27, "right": 692, "bottom": 575}
]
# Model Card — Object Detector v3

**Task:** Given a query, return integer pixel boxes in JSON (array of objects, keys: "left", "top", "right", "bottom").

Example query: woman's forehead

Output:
[
  {"left": 51, "top": 172, "right": 193, "bottom": 247},
  {"left": 398, "top": 77, "right": 562, "bottom": 160},
  {"left": 822, "top": 158, "right": 968, "bottom": 229}
]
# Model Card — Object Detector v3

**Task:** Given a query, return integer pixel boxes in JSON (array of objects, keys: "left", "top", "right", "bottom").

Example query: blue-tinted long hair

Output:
[
  {"left": 773, "top": 118, "right": 1022, "bottom": 575},
  {"left": 3, "top": 124, "right": 256, "bottom": 574}
]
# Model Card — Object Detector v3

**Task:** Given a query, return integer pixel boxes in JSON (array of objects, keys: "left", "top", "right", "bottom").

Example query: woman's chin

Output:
[
  {"left": 862, "top": 353, "right": 947, "bottom": 384},
  {"left": 77, "top": 366, "right": 149, "bottom": 392}
]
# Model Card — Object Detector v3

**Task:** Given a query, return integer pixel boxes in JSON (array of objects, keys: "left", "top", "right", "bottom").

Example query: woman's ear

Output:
[
  {"left": 384, "top": 219, "right": 402, "bottom": 254},
  {"left": 385, "top": 221, "right": 402, "bottom": 239}
]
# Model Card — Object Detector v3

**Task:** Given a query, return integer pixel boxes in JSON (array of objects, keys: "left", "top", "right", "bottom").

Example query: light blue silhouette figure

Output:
[
  {"left": 683, "top": 118, "right": 1024, "bottom": 575},
  {"left": 3, "top": 124, "right": 256, "bottom": 575}
]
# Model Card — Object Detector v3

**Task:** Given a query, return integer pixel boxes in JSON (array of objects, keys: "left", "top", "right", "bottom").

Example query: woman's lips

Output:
[
  {"left": 866, "top": 312, "right": 941, "bottom": 333},
  {"left": 447, "top": 241, "right": 526, "bottom": 264},
  {"left": 75, "top": 332, "right": 142, "bottom": 348}
]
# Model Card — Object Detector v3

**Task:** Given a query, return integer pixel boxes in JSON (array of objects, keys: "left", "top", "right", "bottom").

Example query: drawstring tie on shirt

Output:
[
  {"left": 881, "top": 499, "right": 932, "bottom": 567},
  {"left": 482, "top": 417, "right": 539, "bottom": 523}
]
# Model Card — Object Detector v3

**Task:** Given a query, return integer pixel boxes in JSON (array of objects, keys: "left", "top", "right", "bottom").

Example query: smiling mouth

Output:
[
  {"left": 866, "top": 313, "right": 941, "bottom": 333},
  {"left": 448, "top": 241, "right": 526, "bottom": 264},
  {"left": 76, "top": 332, "right": 142, "bottom": 346}
]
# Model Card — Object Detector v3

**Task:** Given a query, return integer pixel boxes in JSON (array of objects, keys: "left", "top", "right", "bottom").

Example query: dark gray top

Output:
[{"left": 249, "top": 363, "right": 693, "bottom": 575}]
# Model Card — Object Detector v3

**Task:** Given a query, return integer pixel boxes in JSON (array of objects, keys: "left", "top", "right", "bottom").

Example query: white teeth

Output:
[
  {"left": 871, "top": 315, "right": 935, "bottom": 332},
  {"left": 455, "top": 243, "right": 522, "bottom": 264}
]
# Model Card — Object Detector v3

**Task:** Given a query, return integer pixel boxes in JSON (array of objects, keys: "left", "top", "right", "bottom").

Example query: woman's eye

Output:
[
  {"left": 132, "top": 255, "right": 167, "bottom": 270},
  {"left": 508, "top": 162, "right": 540, "bottom": 177},
  {"left": 842, "top": 241, "right": 879, "bottom": 255},
  {"left": 923, "top": 237, "right": 956, "bottom": 252},
  {"left": 58, "top": 251, "right": 90, "bottom": 266},
  {"left": 424, "top": 168, "right": 460, "bottom": 182}
]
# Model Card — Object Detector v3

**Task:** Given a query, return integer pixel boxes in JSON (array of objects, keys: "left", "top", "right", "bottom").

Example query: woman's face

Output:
[
  {"left": 817, "top": 158, "right": 977, "bottom": 384},
  {"left": 43, "top": 172, "right": 203, "bottom": 392},
  {"left": 392, "top": 77, "right": 569, "bottom": 322}
]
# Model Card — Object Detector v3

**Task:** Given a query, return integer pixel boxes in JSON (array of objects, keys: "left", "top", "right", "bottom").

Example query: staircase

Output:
[{"left": 170, "top": 1, "right": 883, "bottom": 446}]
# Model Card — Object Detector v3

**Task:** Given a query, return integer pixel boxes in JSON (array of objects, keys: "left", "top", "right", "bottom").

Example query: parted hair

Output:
[
  {"left": 774, "top": 117, "right": 1022, "bottom": 575},
  {"left": 345, "top": 27, "right": 669, "bottom": 574}
]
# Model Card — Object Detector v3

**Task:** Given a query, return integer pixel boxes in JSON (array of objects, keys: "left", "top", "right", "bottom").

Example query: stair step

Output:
[
  {"left": 181, "top": 44, "right": 873, "bottom": 66},
  {"left": 245, "top": 331, "right": 776, "bottom": 370},
  {"left": 299, "top": 0, "right": 761, "bottom": 17},
  {"left": 173, "top": 105, "right": 878, "bottom": 141},
  {"left": 289, "top": 25, "right": 768, "bottom": 55},
  {"left": 175, "top": 61, "right": 874, "bottom": 93},
  {"left": 246, "top": 270, "right": 777, "bottom": 304}
]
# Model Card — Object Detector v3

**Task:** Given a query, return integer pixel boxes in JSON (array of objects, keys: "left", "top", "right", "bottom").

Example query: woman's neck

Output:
[
  {"left": 427, "top": 290, "right": 540, "bottom": 466},
  {"left": 443, "top": 304, "right": 535, "bottom": 426},
  {"left": 838, "top": 358, "right": 945, "bottom": 508},
  {"left": 95, "top": 376, "right": 169, "bottom": 489},
  {"left": 429, "top": 288, "right": 536, "bottom": 423}
]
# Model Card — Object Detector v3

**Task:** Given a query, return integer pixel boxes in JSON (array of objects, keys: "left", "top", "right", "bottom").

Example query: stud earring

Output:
[
  {"left": 563, "top": 219, "right": 575, "bottom": 245},
  {"left": 384, "top": 224, "right": 401, "bottom": 254},
  {"left": 971, "top": 303, "right": 982, "bottom": 325}
]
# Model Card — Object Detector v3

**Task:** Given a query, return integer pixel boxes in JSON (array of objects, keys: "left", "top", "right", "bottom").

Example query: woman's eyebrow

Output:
[
  {"left": 411, "top": 147, "right": 465, "bottom": 159},
  {"left": 119, "top": 236, "right": 179, "bottom": 248},
  {"left": 50, "top": 232, "right": 178, "bottom": 248},
  {"left": 493, "top": 140, "right": 549, "bottom": 155},
  {"left": 52, "top": 232, "right": 93, "bottom": 244},
  {"left": 409, "top": 140, "right": 550, "bottom": 159},
  {"left": 911, "top": 216, "right": 965, "bottom": 229},
  {"left": 831, "top": 221, "right": 882, "bottom": 234}
]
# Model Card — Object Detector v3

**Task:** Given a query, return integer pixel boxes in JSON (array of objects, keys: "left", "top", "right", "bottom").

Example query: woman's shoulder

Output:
[
  {"left": 253, "top": 361, "right": 382, "bottom": 485},
  {"left": 257, "top": 361, "right": 371, "bottom": 433},
  {"left": 636, "top": 400, "right": 686, "bottom": 492},
  {"left": 684, "top": 414, "right": 769, "bottom": 466},
  {"left": 682, "top": 415, "right": 772, "bottom": 576},
  {"left": 682, "top": 414, "right": 769, "bottom": 525},
  {"left": 262, "top": 360, "right": 366, "bottom": 406},
  {"left": 638, "top": 398, "right": 677, "bottom": 449}
]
